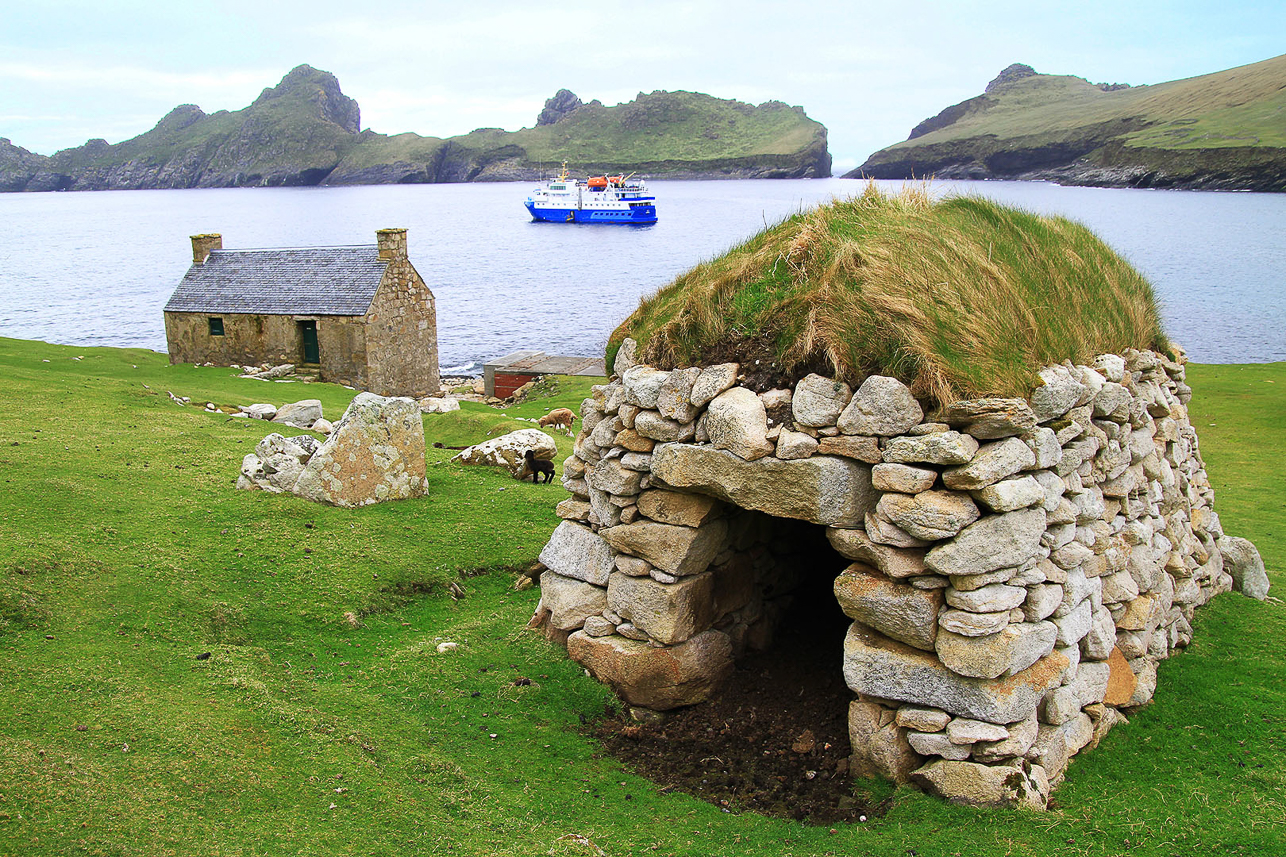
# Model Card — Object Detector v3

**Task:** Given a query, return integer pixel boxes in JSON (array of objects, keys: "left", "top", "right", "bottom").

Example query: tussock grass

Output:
[{"left": 610, "top": 184, "right": 1168, "bottom": 404}]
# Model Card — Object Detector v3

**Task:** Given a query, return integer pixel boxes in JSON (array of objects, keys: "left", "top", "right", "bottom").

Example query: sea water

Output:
[{"left": 0, "top": 179, "right": 1282, "bottom": 372}]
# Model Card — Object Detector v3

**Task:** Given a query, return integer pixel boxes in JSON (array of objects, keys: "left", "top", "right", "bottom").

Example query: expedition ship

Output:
[{"left": 524, "top": 165, "right": 657, "bottom": 224}]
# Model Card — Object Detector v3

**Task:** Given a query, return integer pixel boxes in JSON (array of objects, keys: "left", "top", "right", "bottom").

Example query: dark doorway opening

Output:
[
  {"left": 298, "top": 320, "right": 319, "bottom": 364},
  {"left": 593, "top": 521, "right": 880, "bottom": 824}
]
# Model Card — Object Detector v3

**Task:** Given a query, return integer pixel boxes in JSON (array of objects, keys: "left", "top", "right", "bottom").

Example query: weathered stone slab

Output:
[
  {"left": 651, "top": 443, "right": 875, "bottom": 527},
  {"left": 817, "top": 434, "right": 883, "bottom": 463},
  {"left": 849, "top": 700, "right": 923, "bottom": 783},
  {"left": 776, "top": 429, "right": 820, "bottom": 460},
  {"left": 635, "top": 489, "right": 722, "bottom": 528},
  {"left": 884, "top": 431, "right": 979, "bottom": 466},
  {"left": 838, "top": 375, "right": 924, "bottom": 436},
  {"left": 600, "top": 518, "right": 728, "bottom": 577},
  {"left": 943, "top": 438, "right": 1036, "bottom": 491},
  {"left": 690, "top": 363, "right": 739, "bottom": 407},
  {"left": 540, "top": 572, "right": 608, "bottom": 631},
  {"left": 877, "top": 490, "right": 981, "bottom": 541},
  {"left": 656, "top": 366, "right": 701, "bottom": 423},
  {"left": 1029, "top": 366, "right": 1086, "bottom": 422},
  {"left": 567, "top": 629, "right": 733, "bottom": 710},
  {"left": 539, "top": 521, "right": 615, "bottom": 586},
  {"left": 872, "top": 463, "right": 938, "bottom": 494},
  {"left": 843, "top": 623, "right": 1068, "bottom": 723},
  {"left": 607, "top": 572, "right": 715, "bottom": 645},
  {"left": 1218, "top": 535, "right": 1270, "bottom": 600},
  {"left": 589, "top": 458, "right": 643, "bottom": 496},
  {"left": 792, "top": 374, "right": 852, "bottom": 427},
  {"left": 973, "top": 475, "right": 1045, "bottom": 512},
  {"left": 272, "top": 398, "right": 323, "bottom": 428},
  {"left": 634, "top": 410, "right": 695, "bottom": 443},
  {"left": 705, "top": 387, "right": 774, "bottom": 461},
  {"left": 834, "top": 563, "right": 942, "bottom": 650},
  {"left": 826, "top": 528, "right": 928, "bottom": 579},
  {"left": 925, "top": 508, "right": 1046, "bottom": 577},
  {"left": 451, "top": 427, "right": 557, "bottom": 478},
  {"left": 293, "top": 393, "right": 427, "bottom": 507},
  {"left": 622, "top": 365, "right": 670, "bottom": 408},
  {"left": 938, "top": 398, "right": 1038, "bottom": 439},
  {"left": 935, "top": 621, "right": 1058, "bottom": 679},
  {"left": 911, "top": 759, "right": 1049, "bottom": 809}
]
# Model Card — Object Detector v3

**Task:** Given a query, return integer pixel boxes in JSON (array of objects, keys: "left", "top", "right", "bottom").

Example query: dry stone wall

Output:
[{"left": 534, "top": 339, "right": 1268, "bottom": 808}]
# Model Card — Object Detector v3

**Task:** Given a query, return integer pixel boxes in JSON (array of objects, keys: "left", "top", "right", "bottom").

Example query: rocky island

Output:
[
  {"left": 852, "top": 54, "right": 1286, "bottom": 192},
  {"left": 0, "top": 65, "right": 831, "bottom": 192}
]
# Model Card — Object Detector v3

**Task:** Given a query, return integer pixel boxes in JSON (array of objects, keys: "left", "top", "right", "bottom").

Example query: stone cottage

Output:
[{"left": 163, "top": 228, "right": 439, "bottom": 397}]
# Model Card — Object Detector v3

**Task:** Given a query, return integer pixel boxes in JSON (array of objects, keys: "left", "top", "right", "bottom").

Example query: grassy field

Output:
[{"left": 0, "top": 337, "right": 1281, "bottom": 856}]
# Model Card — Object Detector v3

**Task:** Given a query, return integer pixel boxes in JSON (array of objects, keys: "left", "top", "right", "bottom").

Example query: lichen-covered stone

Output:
[
  {"left": 607, "top": 572, "right": 715, "bottom": 645},
  {"left": 827, "top": 528, "right": 928, "bottom": 578},
  {"left": 792, "top": 374, "right": 853, "bottom": 427},
  {"left": 884, "top": 431, "right": 979, "bottom": 466},
  {"left": 877, "top": 490, "right": 981, "bottom": 541},
  {"left": 705, "top": 387, "right": 774, "bottom": 460},
  {"left": 539, "top": 572, "right": 608, "bottom": 631},
  {"left": 925, "top": 508, "right": 1046, "bottom": 577},
  {"left": 294, "top": 393, "right": 427, "bottom": 507}
]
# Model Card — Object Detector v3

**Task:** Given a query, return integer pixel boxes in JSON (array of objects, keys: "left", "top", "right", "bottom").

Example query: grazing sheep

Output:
[
  {"left": 537, "top": 408, "right": 577, "bottom": 435},
  {"left": 523, "top": 449, "right": 556, "bottom": 484}
]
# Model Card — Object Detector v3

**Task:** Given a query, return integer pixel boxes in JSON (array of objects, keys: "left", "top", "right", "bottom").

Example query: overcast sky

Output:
[{"left": 3, "top": 0, "right": 1282, "bottom": 173}]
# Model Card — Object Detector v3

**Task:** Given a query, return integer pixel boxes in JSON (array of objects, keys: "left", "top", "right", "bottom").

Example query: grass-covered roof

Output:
[{"left": 608, "top": 184, "right": 1170, "bottom": 406}]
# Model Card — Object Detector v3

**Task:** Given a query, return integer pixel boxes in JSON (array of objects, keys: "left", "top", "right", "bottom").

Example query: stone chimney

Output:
[
  {"left": 376, "top": 228, "right": 408, "bottom": 262},
  {"left": 191, "top": 233, "right": 223, "bottom": 264}
]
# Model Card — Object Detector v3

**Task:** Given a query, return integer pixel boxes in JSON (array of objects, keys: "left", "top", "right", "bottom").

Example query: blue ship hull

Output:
[{"left": 525, "top": 201, "right": 657, "bottom": 225}]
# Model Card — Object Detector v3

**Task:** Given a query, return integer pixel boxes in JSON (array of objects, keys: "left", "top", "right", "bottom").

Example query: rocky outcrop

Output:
[
  {"left": 238, "top": 392, "right": 428, "bottom": 507},
  {"left": 534, "top": 338, "right": 1265, "bottom": 809}
]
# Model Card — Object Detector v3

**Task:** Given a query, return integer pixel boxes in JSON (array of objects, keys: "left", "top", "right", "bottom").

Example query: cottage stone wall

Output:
[
  {"left": 364, "top": 228, "right": 439, "bottom": 398},
  {"left": 535, "top": 338, "right": 1267, "bottom": 809},
  {"left": 163, "top": 311, "right": 368, "bottom": 384}
]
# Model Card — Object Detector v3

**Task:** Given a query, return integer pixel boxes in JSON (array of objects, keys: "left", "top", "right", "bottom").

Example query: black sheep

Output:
[{"left": 523, "top": 449, "right": 555, "bottom": 484}]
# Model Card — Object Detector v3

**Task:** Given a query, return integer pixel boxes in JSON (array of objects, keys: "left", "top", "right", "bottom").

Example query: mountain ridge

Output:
[
  {"left": 0, "top": 65, "right": 830, "bottom": 192},
  {"left": 850, "top": 54, "right": 1286, "bottom": 191}
]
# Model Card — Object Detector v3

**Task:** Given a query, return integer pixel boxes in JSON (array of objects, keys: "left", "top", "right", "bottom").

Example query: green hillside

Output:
[
  {"left": 853, "top": 54, "right": 1286, "bottom": 191},
  {"left": 0, "top": 67, "right": 830, "bottom": 192}
]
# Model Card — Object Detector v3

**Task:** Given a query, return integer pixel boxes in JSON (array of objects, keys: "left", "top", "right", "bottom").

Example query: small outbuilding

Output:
[{"left": 163, "top": 228, "right": 439, "bottom": 397}]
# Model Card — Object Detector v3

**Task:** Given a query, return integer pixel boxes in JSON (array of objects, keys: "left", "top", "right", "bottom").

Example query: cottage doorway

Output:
[{"left": 298, "top": 320, "right": 319, "bottom": 364}]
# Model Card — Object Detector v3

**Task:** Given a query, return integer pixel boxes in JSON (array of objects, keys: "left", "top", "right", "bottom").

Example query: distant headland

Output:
[
  {"left": 0, "top": 65, "right": 831, "bottom": 192},
  {"left": 851, "top": 54, "right": 1286, "bottom": 192}
]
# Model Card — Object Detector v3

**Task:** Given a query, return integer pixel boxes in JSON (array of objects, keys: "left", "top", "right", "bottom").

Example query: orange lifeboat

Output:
[{"left": 587, "top": 176, "right": 608, "bottom": 189}]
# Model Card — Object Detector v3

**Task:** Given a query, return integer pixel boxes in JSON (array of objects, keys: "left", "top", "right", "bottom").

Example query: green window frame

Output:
[{"left": 208, "top": 317, "right": 225, "bottom": 336}]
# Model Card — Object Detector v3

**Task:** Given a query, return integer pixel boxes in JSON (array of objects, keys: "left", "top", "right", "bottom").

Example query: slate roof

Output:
[{"left": 164, "top": 246, "right": 388, "bottom": 316}]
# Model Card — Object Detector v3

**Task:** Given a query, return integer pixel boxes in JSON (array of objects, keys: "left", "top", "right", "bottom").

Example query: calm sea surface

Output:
[{"left": 0, "top": 179, "right": 1282, "bottom": 372}]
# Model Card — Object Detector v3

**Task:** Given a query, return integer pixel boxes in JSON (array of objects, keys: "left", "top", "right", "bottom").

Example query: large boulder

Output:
[
  {"left": 451, "top": 428, "right": 557, "bottom": 478},
  {"left": 651, "top": 443, "right": 875, "bottom": 527},
  {"left": 293, "top": 393, "right": 428, "bottom": 507},
  {"left": 567, "top": 629, "right": 734, "bottom": 710}
]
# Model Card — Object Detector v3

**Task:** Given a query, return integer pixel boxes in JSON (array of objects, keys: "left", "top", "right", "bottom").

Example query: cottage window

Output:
[{"left": 208, "top": 317, "right": 225, "bottom": 336}]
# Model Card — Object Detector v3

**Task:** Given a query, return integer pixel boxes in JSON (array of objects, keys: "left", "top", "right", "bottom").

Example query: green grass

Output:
[
  {"left": 0, "top": 337, "right": 1281, "bottom": 856},
  {"left": 609, "top": 186, "right": 1167, "bottom": 406}
]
